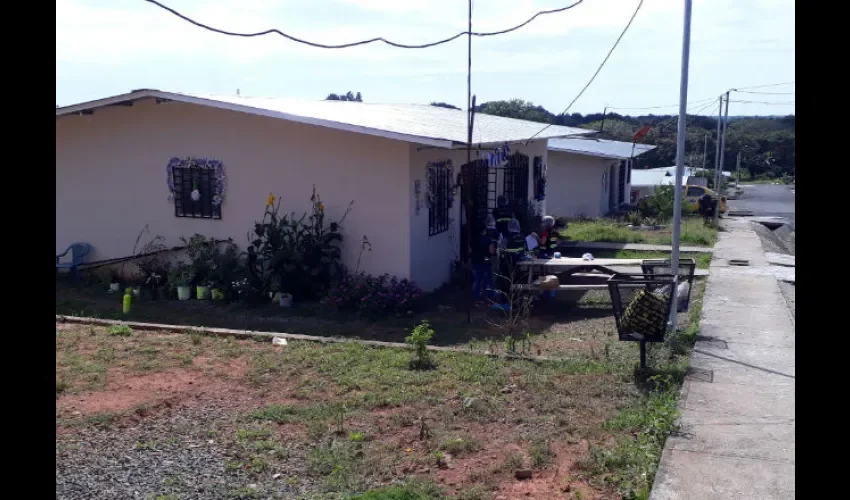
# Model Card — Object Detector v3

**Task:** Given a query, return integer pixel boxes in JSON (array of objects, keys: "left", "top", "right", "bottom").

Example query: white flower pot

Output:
[
  {"left": 109, "top": 283, "right": 121, "bottom": 292},
  {"left": 176, "top": 286, "right": 192, "bottom": 301}
]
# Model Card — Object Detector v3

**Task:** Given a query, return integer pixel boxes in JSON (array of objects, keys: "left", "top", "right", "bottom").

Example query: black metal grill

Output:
[
  {"left": 608, "top": 273, "right": 676, "bottom": 343},
  {"left": 173, "top": 166, "right": 221, "bottom": 219},
  {"left": 461, "top": 159, "right": 490, "bottom": 236},
  {"left": 641, "top": 259, "right": 697, "bottom": 312},
  {"left": 428, "top": 163, "right": 451, "bottom": 236},
  {"left": 618, "top": 160, "right": 627, "bottom": 206}
]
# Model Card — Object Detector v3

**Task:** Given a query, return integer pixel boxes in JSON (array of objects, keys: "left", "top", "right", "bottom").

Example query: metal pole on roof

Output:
[
  {"left": 465, "top": 0, "right": 473, "bottom": 323},
  {"left": 669, "top": 0, "right": 693, "bottom": 335},
  {"left": 713, "top": 91, "right": 731, "bottom": 225}
]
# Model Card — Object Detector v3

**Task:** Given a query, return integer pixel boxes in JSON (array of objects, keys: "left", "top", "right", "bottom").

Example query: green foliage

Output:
[
  {"left": 476, "top": 100, "right": 794, "bottom": 178},
  {"left": 636, "top": 185, "right": 675, "bottom": 221},
  {"left": 246, "top": 187, "right": 351, "bottom": 300},
  {"left": 528, "top": 438, "right": 555, "bottom": 467},
  {"left": 405, "top": 321, "right": 435, "bottom": 370},
  {"left": 326, "top": 91, "right": 362, "bottom": 102},
  {"left": 439, "top": 436, "right": 482, "bottom": 457},
  {"left": 107, "top": 324, "right": 132, "bottom": 336},
  {"left": 351, "top": 480, "right": 444, "bottom": 500},
  {"left": 582, "top": 375, "right": 681, "bottom": 499},
  {"left": 430, "top": 101, "right": 460, "bottom": 110}
]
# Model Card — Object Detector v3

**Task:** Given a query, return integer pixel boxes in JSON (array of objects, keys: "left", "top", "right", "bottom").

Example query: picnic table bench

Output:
[{"left": 513, "top": 257, "right": 644, "bottom": 292}]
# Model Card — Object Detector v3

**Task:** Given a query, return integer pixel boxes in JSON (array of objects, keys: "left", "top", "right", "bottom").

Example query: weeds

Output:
[
  {"left": 107, "top": 324, "right": 133, "bottom": 336},
  {"left": 439, "top": 436, "right": 482, "bottom": 457},
  {"left": 406, "top": 321, "right": 435, "bottom": 370},
  {"left": 528, "top": 439, "right": 555, "bottom": 467},
  {"left": 582, "top": 375, "right": 681, "bottom": 498},
  {"left": 503, "top": 451, "right": 525, "bottom": 471}
]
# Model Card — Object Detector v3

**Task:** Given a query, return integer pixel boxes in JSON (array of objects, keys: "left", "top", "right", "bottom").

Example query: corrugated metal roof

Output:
[
  {"left": 548, "top": 137, "right": 656, "bottom": 159},
  {"left": 56, "top": 89, "right": 593, "bottom": 148},
  {"left": 632, "top": 166, "right": 731, "bottom": 187}
]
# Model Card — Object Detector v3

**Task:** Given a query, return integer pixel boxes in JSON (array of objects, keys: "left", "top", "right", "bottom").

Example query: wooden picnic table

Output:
[{"left": 513, "top": 257, "right": 644, "bottom": 292}]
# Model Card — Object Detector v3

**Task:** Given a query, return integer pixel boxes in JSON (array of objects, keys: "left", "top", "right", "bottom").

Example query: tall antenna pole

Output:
[{"left": 669, "top": 0, "right": 693, "bottom": 335}]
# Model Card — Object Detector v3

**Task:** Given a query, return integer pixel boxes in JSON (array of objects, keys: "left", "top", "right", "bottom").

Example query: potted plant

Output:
[
  {"left": 145, "top": 272, "right": 164, "bottom": 301},
  {"left": 169, "top": 266, "right": 194, "bottom": 301},
  {"left": 107, "top": 269, "right": 121, "bottom": 292},
  {"left": 196, "top": 280, "right": 211, "bottom": 300}
]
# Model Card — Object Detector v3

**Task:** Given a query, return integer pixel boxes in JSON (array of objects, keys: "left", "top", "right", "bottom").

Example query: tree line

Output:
[{"left": 474, "top": 99, "right": 794, "bottom": 179}]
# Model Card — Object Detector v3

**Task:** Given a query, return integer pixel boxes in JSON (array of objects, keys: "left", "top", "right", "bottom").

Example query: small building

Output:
[
  {"left": 545, "top": 138, "right": 656, "bottom": 217},
  {"left": 631, "top": 166, "right": 732, "bottom": 200},
  {"left": 56, "top": 89, "right": 591, "bottom": 291}
]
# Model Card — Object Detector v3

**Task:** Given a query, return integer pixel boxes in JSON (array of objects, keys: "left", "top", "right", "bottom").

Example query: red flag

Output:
[{"left": 632, "top": 125, "right": 651, "bottom": 142}]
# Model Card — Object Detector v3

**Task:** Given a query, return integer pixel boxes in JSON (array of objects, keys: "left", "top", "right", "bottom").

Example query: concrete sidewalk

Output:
[{"left": 650, "top": 218, "right": 795, "bottom": 500}]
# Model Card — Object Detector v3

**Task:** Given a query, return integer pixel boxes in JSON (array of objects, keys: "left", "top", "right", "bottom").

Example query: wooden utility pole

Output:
[{"left": 702, "top": 133, "right": 708, "bottom": 170}]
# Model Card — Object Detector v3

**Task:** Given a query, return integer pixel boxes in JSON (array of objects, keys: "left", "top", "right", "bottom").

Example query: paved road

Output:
[{"left": 728, "top": 184, "right": 795, "bottom": 226}]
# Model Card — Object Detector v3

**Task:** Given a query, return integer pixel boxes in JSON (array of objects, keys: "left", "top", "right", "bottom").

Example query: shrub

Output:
[
  {"left": 405, "top": 320, "right": 435, "bottom": 370},
  {"left": 246, "top": 187, "right": 351, "bottom": 300},
  {"left": 323, "top": 272, "right": 423, "bottom": 316},
  {"left": 637, "top": 185, "right": 675, "bottom": 221}
]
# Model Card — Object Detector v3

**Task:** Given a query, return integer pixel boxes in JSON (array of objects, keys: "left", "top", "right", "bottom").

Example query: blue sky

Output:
[{"left": 56, "top": 0, "right": 795, "bottom": 116}]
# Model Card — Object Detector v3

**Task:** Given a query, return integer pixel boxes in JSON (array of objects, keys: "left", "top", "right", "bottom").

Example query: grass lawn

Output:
[
  {"left": 560, "top": 218, "right": 718, "bottom": 247},
  {"left": 56, "top": 284, "right": 706, "bottom": 500}
]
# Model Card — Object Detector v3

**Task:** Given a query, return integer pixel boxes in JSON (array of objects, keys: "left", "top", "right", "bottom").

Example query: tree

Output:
[
  {"left": 324, "top": 91, "right": 363, "bottom": 102},
  {"left": 430, "top": 102, "right": 460, "bottom": 110}
]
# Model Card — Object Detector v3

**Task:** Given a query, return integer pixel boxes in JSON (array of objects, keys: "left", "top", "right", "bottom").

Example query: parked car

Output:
[{"left": 684, "top": 185, "right": 727, "bottom": 214}]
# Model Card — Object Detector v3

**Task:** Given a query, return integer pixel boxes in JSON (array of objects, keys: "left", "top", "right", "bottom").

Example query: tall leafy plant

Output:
[{"left": 246, "top": 187, "right": 352, "bottom": 300}]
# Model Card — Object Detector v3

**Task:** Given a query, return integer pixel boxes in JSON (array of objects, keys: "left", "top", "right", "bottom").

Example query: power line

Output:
[
  {"left": 735, "top": 90, "right": 795, "bottom": 95},
  {"left": 527, "top": 0, "right": 644, "bottom": 142},
  {"left": 733, "top": 81, "right": 794, "bottom": 91},
  {"left": 144, "top": 0, "right": 585, "bottom": 49},
  {"left": 608, "top": 96, "right": 715, "bottom": 111},
  {"left": 730, "top": 100, "right": 795, "bottom": 105}
]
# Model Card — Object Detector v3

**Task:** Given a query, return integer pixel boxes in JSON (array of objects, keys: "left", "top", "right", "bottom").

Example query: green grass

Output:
[
  {"left": 560, "top": 218, "right": 717, "bottom": 247},
  {"left": 351, "top": 480, "right": 444, "bottom": 500}
]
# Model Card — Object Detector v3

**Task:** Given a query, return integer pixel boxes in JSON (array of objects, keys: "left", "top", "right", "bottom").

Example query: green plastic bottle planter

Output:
[
  {"left": 196, "top": 285, "right": 210, "bottom": 300},
  {"left": 211, "top": 289, "right": 225, "bottom": 301}
]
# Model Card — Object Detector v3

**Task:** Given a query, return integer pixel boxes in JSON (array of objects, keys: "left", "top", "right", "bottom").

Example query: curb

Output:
[{"left": 55, "top": 315, "right": 557, "bottom": 364}]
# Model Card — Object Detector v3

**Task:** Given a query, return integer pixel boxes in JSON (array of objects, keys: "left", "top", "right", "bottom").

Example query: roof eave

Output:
[{"left": 56, "top": 90, "right": 456, "bottom": 149}]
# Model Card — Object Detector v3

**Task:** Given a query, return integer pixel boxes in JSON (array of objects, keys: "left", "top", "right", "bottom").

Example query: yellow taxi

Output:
[{"left": 684, "top": 185, "right": 728, "bottom": 214}]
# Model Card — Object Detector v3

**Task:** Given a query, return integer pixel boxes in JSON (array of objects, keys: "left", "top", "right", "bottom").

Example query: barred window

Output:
[
  {"left": 173, "top": 165, "right": 222, "bottom": 219},
  {"left": 428, "top": 162, "right": 452, "bottom": 236}
]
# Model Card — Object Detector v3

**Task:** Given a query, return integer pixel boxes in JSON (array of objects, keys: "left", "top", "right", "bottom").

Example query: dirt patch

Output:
[{"left": 57, "top": 359, "right": 254, "bottom": 417}]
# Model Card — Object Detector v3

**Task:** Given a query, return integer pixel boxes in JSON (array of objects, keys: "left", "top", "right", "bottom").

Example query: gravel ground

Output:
[{"left": 56, "top": 406, "right": 322, "bottom": 500}]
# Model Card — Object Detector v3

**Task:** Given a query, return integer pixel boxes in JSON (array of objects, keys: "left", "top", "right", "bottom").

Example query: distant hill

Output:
[{"left": 473, "top": 99, "right": 794, "bottom": 179}]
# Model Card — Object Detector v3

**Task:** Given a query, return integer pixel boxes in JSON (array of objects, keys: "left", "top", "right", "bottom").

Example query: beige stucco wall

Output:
[
  {"left": 407, "top": 140, "right": 547, "bottom": 291},
  {"left": 546, "top": 151, "right": 619, "bottom": 218},
  {"left": 56, "top": 98, "right": 411, "bottom": 281}
]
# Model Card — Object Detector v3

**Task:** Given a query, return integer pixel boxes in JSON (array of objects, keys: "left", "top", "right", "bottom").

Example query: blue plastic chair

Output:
[{"left": 56, "top": 243, "right": 92, "bottom": 282}]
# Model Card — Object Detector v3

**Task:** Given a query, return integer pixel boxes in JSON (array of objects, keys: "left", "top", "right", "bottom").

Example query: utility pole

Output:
[
  {"left": 712, "top": 91, "right": 730, "bottom": 225},
  {"left": 702, "top": 133, "right": 708, "bottom": 171},
  {"left": 736, "top": 150, "right": 742, "bottom": 189},
  {"left": 713, "top": 95, "right": 722, "bottom": 184},
  {"left": 669, "top": 0, "right": 693, "bottom": 336},
  {"left": 599, "top": 106, "right": 608, "bottom": 133}
]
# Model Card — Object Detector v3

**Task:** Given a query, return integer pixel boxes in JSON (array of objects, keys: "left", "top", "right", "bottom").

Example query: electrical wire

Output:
[
  {"left": 734, "top": 90, "right": 795, "bottom": 95},
  {"left": 733, "top": 81, "right": 794, "bottom": 90},
  {"left": 144, "top": 0, "right": 585, "bottom": 49},
  {"left": 730, "top": 100, "right": 795, "bottom": 105},
  {"left": 609, "top": 96, "right": 716, "bottom": 111},
  {"left": 527, "top": 0, "right": 644, "bottom": 142}
]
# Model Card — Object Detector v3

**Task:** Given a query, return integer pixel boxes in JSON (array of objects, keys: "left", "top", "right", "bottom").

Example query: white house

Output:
[
  {"left": 56, "top": 89, "right": 592, "bottom": 291},
  {"left": 545, "top": 138, "right": 656, "bottom": 217},
  {"left": 631, "top": 166, "right": 733, "bottom": 200}
]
